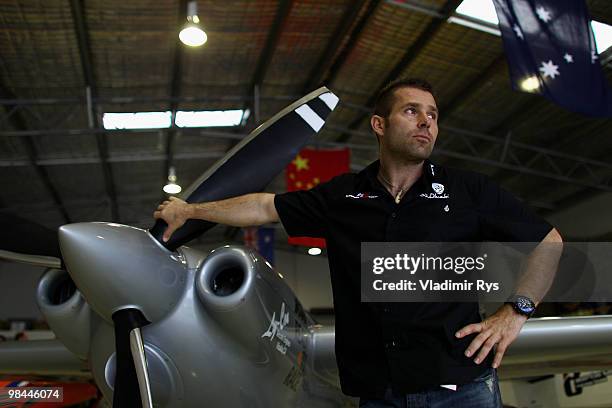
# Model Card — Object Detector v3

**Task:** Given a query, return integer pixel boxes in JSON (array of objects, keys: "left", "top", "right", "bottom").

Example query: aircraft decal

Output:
[{"left": 262, "top": 302, "right": 291, "bottom": 355}]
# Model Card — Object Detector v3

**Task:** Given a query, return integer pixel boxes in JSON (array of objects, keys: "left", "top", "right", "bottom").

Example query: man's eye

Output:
[
  {"left": 405, "top": 107, "right": 416, "bottom": 114},
  {"left": 428, "top": 113, "right": 437, "bottom": 120}
]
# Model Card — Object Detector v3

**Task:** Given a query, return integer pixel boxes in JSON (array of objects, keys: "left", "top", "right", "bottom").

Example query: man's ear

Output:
[{"left": 370, "top": 115, "right": 385, "bottom": 139}]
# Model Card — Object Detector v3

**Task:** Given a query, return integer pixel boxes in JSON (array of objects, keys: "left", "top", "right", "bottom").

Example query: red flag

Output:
[{"left": 286, "top": 148, "right": 350, "bottom": 248}]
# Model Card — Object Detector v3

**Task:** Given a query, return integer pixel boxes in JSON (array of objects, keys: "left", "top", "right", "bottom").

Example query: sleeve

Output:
[
  {"left": 274, "top": 176, "right": 341, "bottom": 238},
  {"left": 476, "top": 176, "right": 553, "bottom": 242}
]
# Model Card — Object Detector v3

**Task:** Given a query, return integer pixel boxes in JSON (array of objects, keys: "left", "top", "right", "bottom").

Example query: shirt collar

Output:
[{"left": 359, "top": 159, "right": 439, "bottom": 191}]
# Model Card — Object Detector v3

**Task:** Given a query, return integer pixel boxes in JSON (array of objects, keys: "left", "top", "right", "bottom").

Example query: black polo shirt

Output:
[{"left": 274, "top": 159, "right": 552, "bottom": 397}]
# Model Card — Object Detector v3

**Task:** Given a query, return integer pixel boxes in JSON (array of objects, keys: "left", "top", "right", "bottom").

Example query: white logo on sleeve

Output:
[{"left": 432, "top": 183, "right": 444, "bottom": 194}]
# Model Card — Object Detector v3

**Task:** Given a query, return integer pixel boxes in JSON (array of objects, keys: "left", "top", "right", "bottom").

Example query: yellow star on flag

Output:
[{"left": 292, "top": 154, "right": 309, "bottom": 171}]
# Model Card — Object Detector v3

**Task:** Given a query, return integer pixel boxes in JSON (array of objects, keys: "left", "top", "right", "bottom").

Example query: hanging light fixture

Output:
[
  {"left": 179, "top": 1, "right": 207, "bottom": 47},
  {"left": 163, "top": 166, "right": 182, "bottom": 195}
]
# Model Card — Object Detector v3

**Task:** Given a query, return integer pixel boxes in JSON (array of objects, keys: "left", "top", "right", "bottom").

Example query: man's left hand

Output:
[{"left": 455, "top": 304, "right": 527, "bottom": 368}]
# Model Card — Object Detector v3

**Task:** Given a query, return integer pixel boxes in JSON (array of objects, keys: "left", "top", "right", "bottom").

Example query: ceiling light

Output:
[
  {"left": 179, "top": 1, "right": 207, "bottom": 47},
  {"left": 520, "top": 76, "right": 540, "bottom": 92},
  {"left": 163, "top": 166, "right": 182, "bottom": 195},
  {"left": 308, "top": 247, "right": 322, "bottom": 256}
]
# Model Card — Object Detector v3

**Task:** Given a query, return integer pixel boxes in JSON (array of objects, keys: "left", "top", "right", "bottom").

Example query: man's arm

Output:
[
  {"left": 153, "top": 193, "right": 279, "bottom": 242},
  {"left": 456, "top": 227, "right": 563, "bottom": 368}
]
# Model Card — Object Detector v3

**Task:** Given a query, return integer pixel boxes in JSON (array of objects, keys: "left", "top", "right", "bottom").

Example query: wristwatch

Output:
[{"left": 505, "top": 295, "right": 536, "bottom": 318}]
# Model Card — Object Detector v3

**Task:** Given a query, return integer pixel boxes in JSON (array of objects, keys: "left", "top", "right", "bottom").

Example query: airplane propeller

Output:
[
  {"left": 56, "top": 87, "right": 340, "bottom": 407},
  {"left": 0, "top": 212, "right": 62, "bottom": 268},
  {"left": 150, "top": 87, "right": 340, "bottom": 251}
]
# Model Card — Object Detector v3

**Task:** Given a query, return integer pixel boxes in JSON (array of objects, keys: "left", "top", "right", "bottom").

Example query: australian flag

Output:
[
  {"left": 243, "top": 226, "right": 275, "bottom": 266},
  {"left": 493, "top": 0, "right": 612, "bottom": 117}
]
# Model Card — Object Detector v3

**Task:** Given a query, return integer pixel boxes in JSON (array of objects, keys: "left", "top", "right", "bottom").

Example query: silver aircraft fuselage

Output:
[{"left": 51, "top": 221, "right": 350, "bottom": 407}]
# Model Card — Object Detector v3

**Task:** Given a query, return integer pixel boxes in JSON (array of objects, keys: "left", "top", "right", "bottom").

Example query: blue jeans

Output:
[{"left": 358, "top": 369, "right": 502, "bottom": 408}]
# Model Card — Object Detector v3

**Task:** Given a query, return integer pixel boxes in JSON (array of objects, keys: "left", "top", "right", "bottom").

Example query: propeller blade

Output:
[
  {"left": 150, "top": 87, "right": 340, "bottom": 250},
  {"left": 112, "top": 308, "right": 151, "bottom": 408},
  {"left": 0, "top": 250, "right": 61, "bottom": 268},
  {"left": 130, "top": 327, "right": 153, "bottom": 408},
  {"left": 0, "top": 212, "right": 62, "bottom": 267}
]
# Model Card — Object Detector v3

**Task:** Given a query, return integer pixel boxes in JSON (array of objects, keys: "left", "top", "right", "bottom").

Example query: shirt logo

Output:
[
  {"left": 421, "top": 182, "right": 449, "bottom": 199},
  {"left": 420, "top": 193, "right": 449, "bottom": 199},
  {"left": 345, "top": 192, "right": 379, "bottom": 199},
  {"left": 432, "top": 183, "right": 444, "bottom": 194}
]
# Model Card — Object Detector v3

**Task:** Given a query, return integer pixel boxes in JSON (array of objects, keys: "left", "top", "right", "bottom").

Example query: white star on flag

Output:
[
  {"left": 536, "top": 6, "right": 552, "bottom": 23},
  {"left": 539, "top": 60, "right": 560, "bottom": 79},
  {"left": 513, "top": 24, "right": 524, "bottom": 40},
  {"left": 563, "top": 53, "right": 574, "bottom": 63},
  {"left": 591, "top": 50, "right": 599, "bottom": 64}
]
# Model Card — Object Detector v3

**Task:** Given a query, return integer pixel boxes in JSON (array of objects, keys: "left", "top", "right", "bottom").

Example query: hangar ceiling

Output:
[{"left": 1, "top": 0, "right": 611, "bottom": 244}]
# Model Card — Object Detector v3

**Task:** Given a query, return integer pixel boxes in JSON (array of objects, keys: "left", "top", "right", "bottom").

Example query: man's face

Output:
[{"left": 372, "top": 87, "right": 439, "bottom": 162}]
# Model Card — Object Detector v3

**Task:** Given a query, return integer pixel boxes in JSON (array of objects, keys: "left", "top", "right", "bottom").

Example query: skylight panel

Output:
[
  {"left": 592, "top": 20, "right": 612, "bottom": 54},
  {"left": 103, "top": 111, "right": 172, "bottom": 130},
  {"left": 175, "top": 109, "right": 245, "bottom": 127},
  {"left": 456, "top": 0, "right": 499, "bottom": 25}
]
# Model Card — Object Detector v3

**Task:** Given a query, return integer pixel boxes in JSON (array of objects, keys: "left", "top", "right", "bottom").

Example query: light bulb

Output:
[
  {"left": 179, "top": 25, "right": 207, "bottom": 47},
  {"left": 163, "top": 183, "right": 182, "bottom": 195}
]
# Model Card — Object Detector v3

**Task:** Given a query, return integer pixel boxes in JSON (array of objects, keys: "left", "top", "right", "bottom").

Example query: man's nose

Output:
[{"left": 417, "top": 113, "right": 430, "bottom": 129}]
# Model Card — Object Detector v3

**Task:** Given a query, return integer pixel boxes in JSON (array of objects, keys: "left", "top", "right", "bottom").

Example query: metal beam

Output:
[
  {"left": 0, "top": 151, "right": 225, "bottom": 167},
  {"left": 336, "top": 0, "right": 464, "bottom": 142},
  {"left": 0, "top": 95, "right": 299, "bottom": 109},
  {"left": 0, "top": 85, "right": 70, "bottom": 223},
  {"left": 249, "top": 0, "right": 294, "bottom": 93},
  {"left": 69, "top": 0, "right": 119, "bottom": 222},
  {"left": 303, "top": 0, "right": 380, "bottom": 93}
]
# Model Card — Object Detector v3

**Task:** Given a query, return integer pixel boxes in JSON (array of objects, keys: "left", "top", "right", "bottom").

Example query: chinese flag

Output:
[{"left": 286, "top": 148, "right": 350, "bottom": 248}]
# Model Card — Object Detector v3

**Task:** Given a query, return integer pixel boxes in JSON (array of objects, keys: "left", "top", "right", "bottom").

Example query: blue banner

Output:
[
  {"left": 493, "top": 0, "right": 612, "bottom": 116},
  {"left": 243, "top": 227, "right": 275, "bottom": 266}
]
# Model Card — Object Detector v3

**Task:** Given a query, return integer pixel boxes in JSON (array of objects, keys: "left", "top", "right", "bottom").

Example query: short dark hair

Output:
[{"left": 373, "top": 78, "right": 437, "bottom": 118}]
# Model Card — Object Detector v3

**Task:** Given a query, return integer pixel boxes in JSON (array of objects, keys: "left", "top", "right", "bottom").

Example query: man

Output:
[{"left": 154, "top": 78, "right": 562, "bottom": 407}]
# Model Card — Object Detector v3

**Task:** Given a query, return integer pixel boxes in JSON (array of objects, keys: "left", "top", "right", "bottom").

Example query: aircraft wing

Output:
[
  {"left": 309, "top": 315, "right": 612, "bottom": 382},
  {"left": 500, "top": 315, "right": 612, "bottom": 379},
  {"left": 0, "top": 340, "right": 90, "bottom": 378}
]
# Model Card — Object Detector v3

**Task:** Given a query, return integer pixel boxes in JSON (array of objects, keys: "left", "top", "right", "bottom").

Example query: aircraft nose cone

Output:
[{"left": 59, "top": 222, "right": 187, "bottom": 323}]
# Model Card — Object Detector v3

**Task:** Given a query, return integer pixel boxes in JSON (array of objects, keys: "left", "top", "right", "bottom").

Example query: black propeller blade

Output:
[
  {"left": 0, "top": 212, "right": 63, "bottom": 268},
  {"left": 112, "top": 308, "right": 152, "bottom": 408},
  {"left": 150, "top": 87, "right": 339, "bottom": 250},
  {"left": 0, "top": 212, "right": 61, "bottom": 258}
]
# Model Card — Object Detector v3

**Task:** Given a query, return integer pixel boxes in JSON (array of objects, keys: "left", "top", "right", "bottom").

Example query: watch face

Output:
[{"left": 516, "top": 296, "right": 535, "bottom": 313}]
